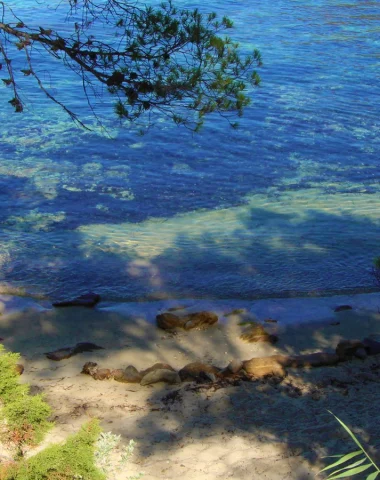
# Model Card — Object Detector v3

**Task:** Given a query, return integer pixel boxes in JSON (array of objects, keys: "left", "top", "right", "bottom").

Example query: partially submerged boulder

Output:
[
  {"left": 156, "top": 313, "right": 187, "bottom": 330},
  {"left": 52, "top": 292, "right": 101, "bottom": 308},
  {"left": 156, "top": 311, "right": 218, "bottom": 331},
  {"left": 240, "top": 322, "right": 278, "bottom": 344},
  {"left": 183, "top": 311, "right": 218, "bottom": 330},
  {"left": 334, "top": 305, "right": 352, "bottom": 312}
]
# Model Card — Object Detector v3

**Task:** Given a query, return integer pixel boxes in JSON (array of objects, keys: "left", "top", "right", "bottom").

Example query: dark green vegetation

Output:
[
  {"left": 1, "top": 421, "right": 105, "bottom": 480},
  {"left": 0, "top": 346, "right": 52, "bottom": 454},
  {"left": 0, "top": 345, "right": 105, "bottom": 479},
  {"left": 0, "top": 0, "right": 262, "bottom": 130}
]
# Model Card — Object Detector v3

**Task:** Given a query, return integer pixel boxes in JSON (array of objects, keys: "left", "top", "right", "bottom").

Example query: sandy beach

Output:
[{"left": 0, "top": 293, "right": 379, "bottom": 479}]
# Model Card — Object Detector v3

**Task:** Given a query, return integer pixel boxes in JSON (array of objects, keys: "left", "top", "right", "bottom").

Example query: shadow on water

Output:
[{"left": 1, "top": 201, "right": 380, "bottom": 478}]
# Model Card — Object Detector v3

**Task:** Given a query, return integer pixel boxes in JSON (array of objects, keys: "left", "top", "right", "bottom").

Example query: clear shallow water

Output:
[{"left": 0, "top": 0, "right": 379, "bottom": 301}]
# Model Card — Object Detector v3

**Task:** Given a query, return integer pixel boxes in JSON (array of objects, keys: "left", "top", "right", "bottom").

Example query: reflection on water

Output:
[{"left": 0, "top": 0, "right": 379, "bottom": 300}]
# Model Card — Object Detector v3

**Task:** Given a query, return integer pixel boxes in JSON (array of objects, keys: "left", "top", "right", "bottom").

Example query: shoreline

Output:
[
  {"left": 1, "top": 290, "right": 379, "bottom": 479},
  {"left": 1, "top": 290, "right": 379, "bottom": 327}
]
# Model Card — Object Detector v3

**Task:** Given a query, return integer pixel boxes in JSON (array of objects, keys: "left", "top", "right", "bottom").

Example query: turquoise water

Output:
[{"left": 0, "top": 0, "right": 379, "bottom": 301}]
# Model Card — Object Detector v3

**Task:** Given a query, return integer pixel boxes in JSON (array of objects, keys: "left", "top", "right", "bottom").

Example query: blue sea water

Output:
[{"left": 0, "top": 0, "right": 379, "bottom": 301}]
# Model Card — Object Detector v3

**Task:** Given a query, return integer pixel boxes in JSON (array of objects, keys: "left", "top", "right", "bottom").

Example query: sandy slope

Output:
[{"left": 0, "top": 294, "right": 379, "bottom": 479}]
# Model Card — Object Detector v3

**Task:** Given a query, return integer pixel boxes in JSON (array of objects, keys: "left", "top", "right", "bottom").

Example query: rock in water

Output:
[
  {"left": 183, "top": 311, "right": 218, "bottom": 330},
  {"left": 52, "top": 292, "right": 101, "bottom": 308},
  {"left": 156, "top": 313, "right": 187, "bottom": 330},
  {"left": 240, "top": 322, "right": 278, "bottom": 344},
  {"left": 334, "top": 305, "right": 352, "bottom": 312},
  {"left": 156, "top": 311, "right": 218, "bottom": 331}
]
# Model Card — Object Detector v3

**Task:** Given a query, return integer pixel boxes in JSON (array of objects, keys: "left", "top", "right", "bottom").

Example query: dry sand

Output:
[{"left": 0, "top": 293, "right": 380, "bottom": 479}]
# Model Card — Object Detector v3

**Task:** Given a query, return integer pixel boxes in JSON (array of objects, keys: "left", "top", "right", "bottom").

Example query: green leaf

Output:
[
  {"left": 328, "top": 458, "right": 367, "bottom": 477},
  {"left": 367, "top": 472, "right": 379, "bottom": 480},
  {"left": 327, "top": 464, "right": 372, "bottom": 479},
  {"left": 320, "top": 451, "right": 362, "bottom": 472}
]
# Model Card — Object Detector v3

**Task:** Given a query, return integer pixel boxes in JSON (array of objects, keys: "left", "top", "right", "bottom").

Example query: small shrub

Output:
[
  {"left": 2, "top": 420, "right": 106, "bottom": 480},
  {"left": 0, "top": 345, "right": 52, "bottom": 453}
]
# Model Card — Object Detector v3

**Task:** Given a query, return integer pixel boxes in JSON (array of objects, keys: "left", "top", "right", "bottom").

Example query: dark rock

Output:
[
  {"left": 81, "top": 361, "right": 98, "bottom": 375},
  {"left": 334, "top": 305, "right": 352, "bottom": 312},
  {"left": 156, "top": 313, "right": 187, "bottom": 330},
  {"left": 183, "top": 311, "right": 218, "bottom": 330},
  {"left": 113, "top": 365, "right": 142, "bottom": 383},
  {"left": 52, "top": 292, "right": 101, "bottom": 308},
  {"left": 264, "top": 318, "right": 278, "bottom": 324},
  {"left": 354, "top": 348, "right": 367, "bottom": 360},
  {"left": 73, "top": 342, "right": 104, "bottom": 354},
  {"left": 46, "top": 347, "right": 75, "bottom": 361},
  {"left": 46, "top": 342, "right": 104, "bottom": 361},
  {"left": 93, "top": 368, "right": 112, "bottom": 380},
  {"left": 336, "top": 340, "right": 365, "bottom": 360},
  {"left": 363, "top": 338, "right": 380, "bottom": 355},
  {"left": 290, "top": 352, "right": 340, "bottom": 368},
  {"left": 140, "top": 363, "right": 175, "bottom": 377},
  {"left": 140, "top": 369, "right": 181, "bottom": 386},
  {"left": 179, "top": 362, "right": 221, "bottom": 383}
]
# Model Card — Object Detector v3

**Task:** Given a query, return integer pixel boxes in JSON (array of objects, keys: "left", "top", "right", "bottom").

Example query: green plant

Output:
[
  {"left": 1, "top": 420, "right": 105, "bottom": 480},
  {"left": 319, "top": 411, "right": 379, "bottom": 479},
  {"left": 95, "top": 431, "right": 143, "bottom": 480},
  {"left": 0, "top": 345, "right": 52, "bottom": 453}
]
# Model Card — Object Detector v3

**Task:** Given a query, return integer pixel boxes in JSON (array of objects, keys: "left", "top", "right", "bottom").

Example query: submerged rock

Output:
[
  {"left": 334, "top": 305, "right": 352, "bottom": 312},
  {"left": 240, "top": 322, "right": 278, "bottom": 344},
  {"left": 156, "top": 313, "right": 187, "bottom": 330},
  {"left": 156, "top": 311, "right": 218, "bottom": 331},
  {"left": 52, "top": 292, "right": 101, "bottom": 308}
]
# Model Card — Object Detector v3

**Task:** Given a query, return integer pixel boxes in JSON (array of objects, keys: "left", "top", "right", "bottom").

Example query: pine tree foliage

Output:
[{"left": 0, "top": 0, "right": 262, "bottom": 129}]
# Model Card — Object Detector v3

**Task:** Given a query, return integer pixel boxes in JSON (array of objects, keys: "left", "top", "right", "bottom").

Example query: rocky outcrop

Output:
[
  {"left": 157, "top": 311, "right": 218, "bottom": 331},
  {"left": 52, "top": 292, "right": 101, "bottom": 308},
  {"left": 336, "top": 340, "right": 365, "bottom": 360}
]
